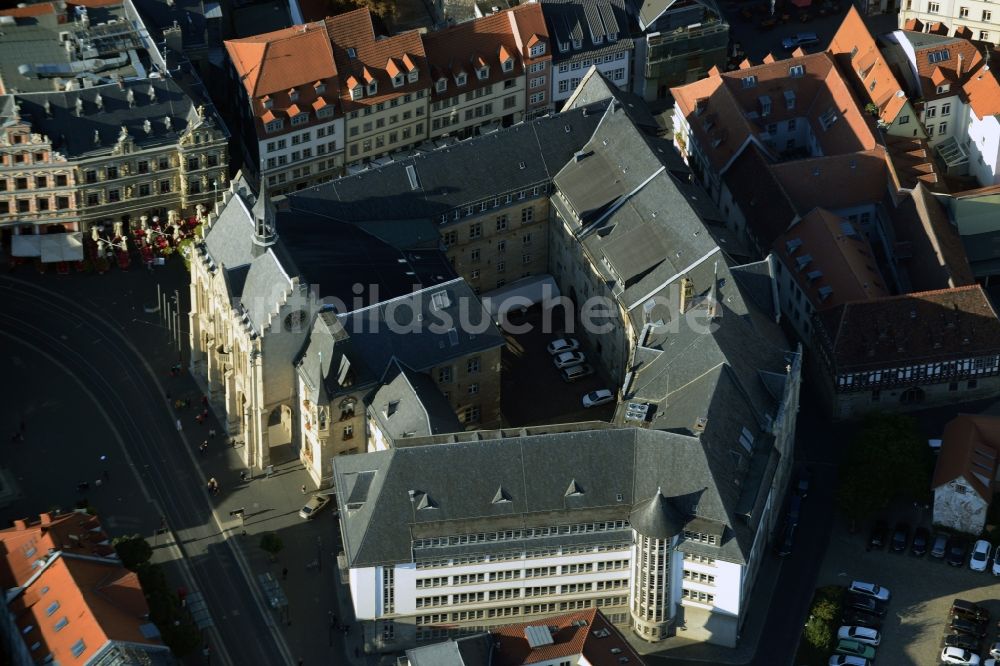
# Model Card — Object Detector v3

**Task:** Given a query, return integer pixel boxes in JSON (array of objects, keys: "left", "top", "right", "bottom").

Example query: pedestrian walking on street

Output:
[
  {"left": 240, "top": 470, "right": 249, "bottom": 482},
  {"left": 199, "top": 440, "right": 208, "bottom": 455},
  {"left": 176, "top": 419, "right": 182, "bottom": 431},
  {"left": 301, "top": 484, "right": 307, "bottom": 495},
  {"left": 208, "top": 427, "right": 217, "bottom": 439},
  {"left": 282, "top": 567, "right": 288, "bottom": 580},
  {"left": 202, "top": 395, "right": 209, "bottom": 408}
]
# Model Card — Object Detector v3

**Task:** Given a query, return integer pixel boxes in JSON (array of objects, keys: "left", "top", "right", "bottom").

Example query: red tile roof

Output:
[
  {"left": 932, "top": 413, "right": 1000, "bottom": 499},
  {"left": 963, "top": 63, "right": 1000, "bottom": 120},
  {"left": 0, "top": 512, "right": 114, "bottom": 590},
  {"left": 884, "top": 135, "right": 944, "bottom": 192},
  {"left": 226, "top": 21, "right": 337, "bottom": 98},
  {"left": 828, "top": 6, "right": 908, "bottom": 126},
  {"left": 816, "top": 285, "right": 1000, "bottom": 371},
  {"left": 491, "top": 608, "right": 641, "bottom": 666},
  {"left": 325, "top": 8, "right": 428, "bottom": 111},
  {"left": 905, "top": 32, "right": 984, "bottom": 101},
  {"left": 422, "top": 8, "right": 525, "bottom": 102},
  {"left": 769, "top": 149, "right": 888, "bottom": 211},
  {"left": 672, "top": 52, "right": 876, "bottom": 173},
  {"left": 892, "top": 181, "right": 975, "bottom": 291},
  {"left": 775, "top": 207, "right": 889, "bottom": 310},
  {"left": 0, "top": 2, "right": 58, "bottom": 16},
  {"left": 9, "top": 554, "right": 160, "bottom": 664}
]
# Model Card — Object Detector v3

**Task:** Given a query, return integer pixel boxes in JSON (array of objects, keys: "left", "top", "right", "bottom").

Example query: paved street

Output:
[{"left": 0, "top": 264, "right": 370, "bottom": 666}]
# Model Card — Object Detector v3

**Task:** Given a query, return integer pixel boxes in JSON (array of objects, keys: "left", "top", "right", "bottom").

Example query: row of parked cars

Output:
[
  {"left": 939, "top": 599, "right": 1000, "bottom": 665},
  {"left": 868, "top": 522, "right": 1000, "bottom": 572},
  {"left": 829, "top": 581, "right": 892, "bottom": 665},
  {"left": 546, "top": 338, "right": 615, "bottom": 409}
]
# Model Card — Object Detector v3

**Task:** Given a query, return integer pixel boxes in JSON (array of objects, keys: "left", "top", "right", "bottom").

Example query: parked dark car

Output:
[
  {"left": 947, "top": 538, "right": 969, "bottom": 567},
  {"left": 841, "top": 610, "right": 883, "bottom": 630},
  {"left": 931, "top": 532, "right": 949, "bottom": 559},
  {"left": 950, "top": 615, "right": 988, "bottom": 638},
  {"left": 788, "top": 494, "right": 803, "bottom": 527},
  {"left": 944, "top": 632, "right": 981, "bottom": 651},
  {"left": 775, "top": 522, "right": 795, "bottom": 557},
  {"left": 952, "top": 599, "right": 991, "bottom": 623},
  {"left": 911, "top": 527, "right": 930, "bottom": 557},
  {"left": 795, "top": 471, "right": 810, "bottom": 498},
  {"left": 890, "top": 523, "right": 910, "bottom": 553},
  {"left": 845, "top": 593, "right": 887, "bottom": 617},
  {"left": 868, "top": 520, "right": 888, "bottom": 550}
]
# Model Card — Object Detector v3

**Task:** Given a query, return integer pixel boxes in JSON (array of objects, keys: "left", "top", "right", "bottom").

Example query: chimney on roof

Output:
[
  {"left": 958, "top": 53, "right": 964, "bottom": 78},
  {"left": 94, "top": 93, "right": 103, "bottom": 110},
  {"left": 13, "top": 519, "right": 28, "bottom": 530},
  {"left": 127, "top": 88, "right": 135, "bottom": 108}
]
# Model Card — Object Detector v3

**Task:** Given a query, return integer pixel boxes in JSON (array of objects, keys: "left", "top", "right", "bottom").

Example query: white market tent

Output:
[{"left": 11, "top": 232, "right": 84, "bottom": 262}]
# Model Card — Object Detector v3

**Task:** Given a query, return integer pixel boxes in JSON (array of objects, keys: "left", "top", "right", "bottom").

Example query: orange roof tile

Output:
[
  {"left": 884, "top": 135, "right": 944, "bottom": 192},
  {"left": 507, "top": 3, "right": 550, "bottom": 63},
  {"left": 672, "top": 52, "right": 877, "bottom": 173},
  {"left": 955, "top": 25, "right": 973, "bottom": 40},
  {"left": 906, "top": 32, "right": 983, "bottom": 101},
  {"left": 775, "top": 207, "right": 889, "bottom": 310},
  {"left": 225, "top": 21, "right": 337, "bottom": 98},
  {"left": 385, "top": 57, "right": 403, "bottom": 78},
  {"left": 0, "top": 512, "right": 113, "bottom": 589},
  {"left": 933, "top": 413, "right": 1000, "bottom": 499},
  {"left": 964, "top": 63, "right": 1000, "bottom": 119},
  {"left": 770, "top": 149, "right": 888, "bottom": 211},
  {"left": 10, "top": 554, "right": 162, "bottom": 665},
  {"left": 423, "top": 8, "right": 526, "bottom": 101},
  {"left": 828, "top": 6, "right": 908, "bottom": 125},
  {"left": 928, "top": 21, "right": 949, "bottom": 35},
  {"left": 325, "top": 9, "right": 429, "bottom": 110},
  {"left": 903, "top": 17, "right": 924, "bottom": 31},
  {"left": 491, "top": 608, "right": 642, "bottom": 666},
  {"left": 0, "top": 2, "right": 57, "bottom": 16},
  {"left": 816, "top": 285, "right": 1000, "bottom": 370}
]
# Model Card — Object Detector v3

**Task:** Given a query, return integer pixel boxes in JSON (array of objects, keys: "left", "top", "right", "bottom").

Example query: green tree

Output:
[
  {"left": 259, "top": 533, "right": 284, "bottom": 560},
  {"left": 837, "top": 413, "right": 933, "bottom": 522},
  {"left": 803, "top": 616, "right": 833, "bottom": 652},
  {"left": 113, "top": 534, "right": 153, "bottom": 571}
]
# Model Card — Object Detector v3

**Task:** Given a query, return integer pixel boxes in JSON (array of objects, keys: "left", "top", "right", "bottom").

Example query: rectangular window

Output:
[
  {"left": 57, "top": 196, "right": 70, "bottom": 209},
  {"left": 159, "top": 179, "right": 171, "bottom": 194},
  {"left": 928, "top": 1, "right": 939, "bottom": 12},
  {"left": 984, "top": 9, "right": 991, "bottom": 20},
  {"left": 461, "top": 405, "right": 481, "bottom": 423},
  {"left": 71, "top": 640, "right": 86, "bottom": 658},
  {"left": 438, "top": 367, "right": 452, "bottom": 383},
  {"left": 467, "top": 357, "right": 480, "bottom": 374},
  {"left": 960, "top": 5, "right": 969, "bottom": 15},
  {"left": 85, "top": 170, "right": 97, "bottom": 184},
  {"left": 469, "top": 223, "right": 482, "bottom": 239},
  {"left": 941, "top": 103, "right": 951, "bottom": 116},
  {"left": 521, "top": 207, "right": 533, "bottom": 224},
  {"left": 939, "top": 122, "right": 948, "bottom": 134}
]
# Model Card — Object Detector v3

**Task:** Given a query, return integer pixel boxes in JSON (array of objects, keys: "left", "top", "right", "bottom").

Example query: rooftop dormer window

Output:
[
  {"left": 789, "top": 64, "right": 804, "bottom": 77},
  {"left": 436, "top": 78, "right": 447, "bottom": 92},
  {"left": 408, "top": 69, "right": 419, "bottom": 83},
  {"left": 593, "top": 34, "right": 603, "bottom": 45},
  {"left": 291, "top": 112, "right": 309, "bottom": 126},
  {"left": 936, "top": 83, "right": 950, "bottom": 94},
  {"left": 608, "top": 31, "right": 618, "bottom": 41},
  {"left": 502, "top": 57, "right": 514, "bottom": 72},
  {"left": 571, "top": 39, "right": 582, "bottom": 50},
  {"left": 530, "top": 42, "right": 546, "bottom": 57},
  {"left": 314, "top": 81, "right": 326, "bottom": 94},
  {"left": 560, "top": 41, "right": 570, "bottom": 53},
  {"left": 456, "top": 72, "right": 467, "bottom": 86},
  {"left": 742, "top": 75, "right": 757, "bottom": 89},
  {"left": 367, "top": 80, "right": 378, "bottom": 95},
  {"left": 288, "top": 88, "right": 299, "bottom": 102},
  {"left": 351, "top": 85, "right": 363, "bottom": 100},
  {"left": 347, "top": 47, "right": 357, "bottom": 59},
  {"left": 393, "top": 73, "right": 404, "bottom": 88},
  {"left": 263, "top": 96, "right": 274, "bottom": 110},
  {"left": 477, "top": 66, "right": 489, "bottom": 80}
]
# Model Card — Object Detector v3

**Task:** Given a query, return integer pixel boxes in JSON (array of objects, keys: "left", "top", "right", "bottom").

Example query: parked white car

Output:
[
  {"left": 582, "top": 389, "right": 614, "bottom": 408},
  {"left": 971, "top": 539, "right": 992, "bottom": 572},
  {"left": 837, "top": 625, "right": 880, "bottom": 647},
  {"left": 553, "top": 351, "right": 585, "bottom": 369},
  {"left": 942, "top": 647, "right": 981, "bottom": 665},
  {"left": 828, "top": 657, "right": 870, "bottom": 666},
  {"left": 848, "top": 580, "right": 890, "bottom": 602},
  {"left": 546, "top": 338, "right": 580, "bottom": 355}
]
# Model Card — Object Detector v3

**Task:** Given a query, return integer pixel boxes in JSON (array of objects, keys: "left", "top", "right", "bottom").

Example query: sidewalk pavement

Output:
[{"left": 166, "top": 363, "right": 378, "bottom": 666}]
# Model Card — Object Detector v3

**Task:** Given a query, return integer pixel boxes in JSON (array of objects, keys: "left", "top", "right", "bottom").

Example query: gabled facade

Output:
[
  {"left": 632, "top": 0, "right": 729, "bottom": 101},
  {"left": 898, "top": 3, "right": 1000, "bottom": 46},
  {"left": 881, "top": 27, "right": 1000, "bottom": 185},
  {"left": 541, "top": 0, "right": 634, "bottom": 106},
  {"left": 326, "top": 9, "right": 431, "bottom": 168},
  {"left": 505, "top": 4, "right": 554, "bottom": 118},
  {"left": 932, "top": 413, "right": 1000, "bottom": 534},
  {"left": 812, "top": 285, "right": 1000, "bottom": 419},
  {"left": 423, "top": 8, "right": 530, "bottom": 140},
  {"left": 225, "top": 22, "right": 345, "bottom": 199}
]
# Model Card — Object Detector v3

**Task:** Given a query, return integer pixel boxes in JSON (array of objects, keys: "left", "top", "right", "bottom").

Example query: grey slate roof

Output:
[
  {"left": 633, "top": 0, "right": 721, "bottom": 30},
  {"left": 541, "top": 0, "right": 634, "bottom": 64},
  {"left": 204, "top": 177, "right": 258, "bottom": 269},
  {"left": 731, "top": 258, "right": 779, "bottom": 321},
  {"left": 131, "top": 0, "right": 214, "bottom": 48},
  {"left": 238, "top": 249, "right": 294, "bottom": 334},
  {"left": 405, "top": 633, "right": 493, "bottom": 666},
  {"left": 288, "top": 101, "right": 610, "bottom": 224},
  {"left": 297, "top": 311, "right": 378, "bottom": 404},
  {"left": 368, "top": 361, "right": 462, "bottom": 441},
  {"left": 334, "top": 425, "right": 755, "bottom": 567},
  {"left": 629, "top": 490, "right": 688, "bottom": 539},
  {"left": 337, "top": 278, "right": 505, "bottom": 376},
  {"left": 14, "top": 78, "right": 221, "bottom": 159}
]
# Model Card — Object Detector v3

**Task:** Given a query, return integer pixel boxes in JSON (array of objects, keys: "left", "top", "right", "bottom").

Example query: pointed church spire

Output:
[{"left": 251, "top": 188, "right": 277, "bottom": 252}]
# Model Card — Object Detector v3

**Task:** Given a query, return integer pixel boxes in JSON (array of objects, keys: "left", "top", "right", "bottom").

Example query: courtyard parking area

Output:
[
  {"left": 500, "top": 305, "right": 616, "bottom": 427},
  {"left": 817, "top": 508, "right": 1000, "bottom": 666}
]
